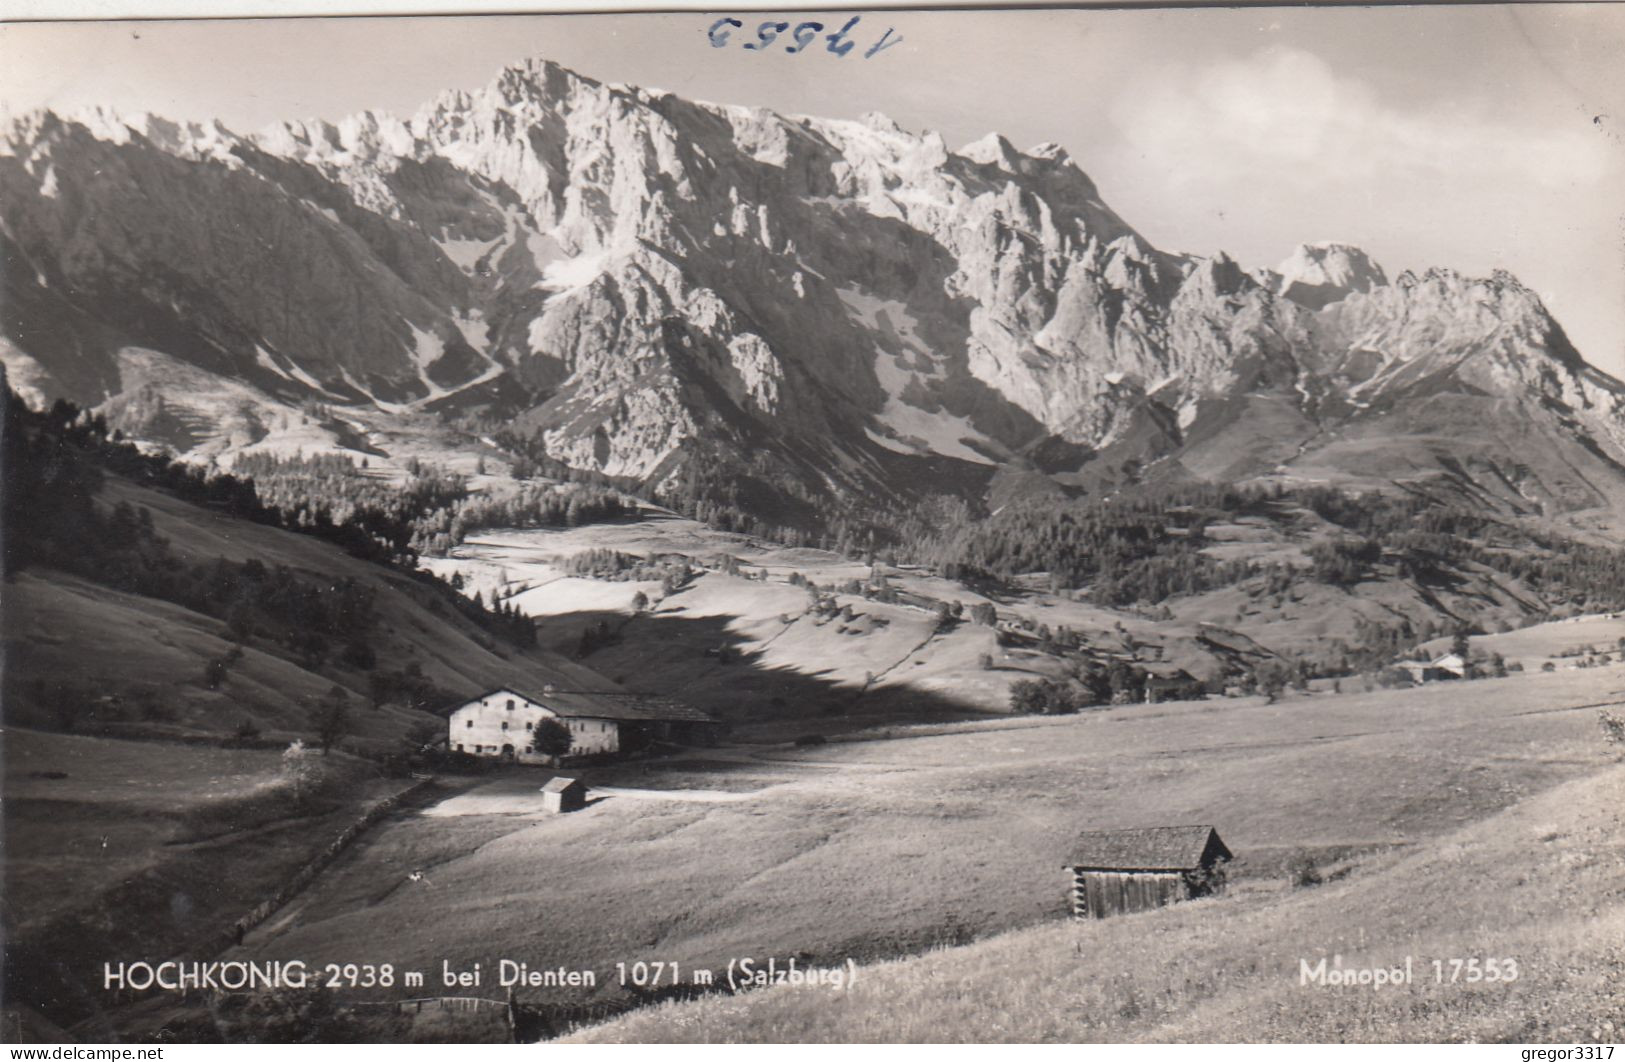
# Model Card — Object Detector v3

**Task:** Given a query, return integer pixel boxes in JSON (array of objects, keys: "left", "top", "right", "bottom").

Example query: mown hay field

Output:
[
  {"left": 570, "top": 760, "right": 1625, "bottom": 1043},
  {"left": 3, "top": 729, "right": 412, "bottom": 1036},
  {"left": 235, "top": 664, "right": 1623, "bottom": 1033}
]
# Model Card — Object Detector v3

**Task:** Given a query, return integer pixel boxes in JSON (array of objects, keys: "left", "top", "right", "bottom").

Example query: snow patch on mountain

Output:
[
  {"left": 407, "top": 324, "right": 445, "bottom": 381},
  {"left": 253, "top": 344, "right": 286, "bottom": 377},
  {"left": 868, "top": 403, "right": 995, "bottom": 466},
  {"left": 67, "top": 105, "right": 138, "bottom": 146},
  {"left": 339, "top": 367, "right": 407, "bottom": 413},
  {"left": 452, "top": 310, "right": 492, "bottom": 355},
  {"left": 0, "top": 339, "right": 58, "bottom": 408},
  {"left": 839, "top": 286, "right": 994, "bottom": 465},
  {"left": 252, "top": 344, "right": 337, "bottom": 397},
  {"left": 540, "top": 249, "right": 611, "bottom": 296},
  {"left": 436, "top": 231, "right": 504, "bottom": 273}
]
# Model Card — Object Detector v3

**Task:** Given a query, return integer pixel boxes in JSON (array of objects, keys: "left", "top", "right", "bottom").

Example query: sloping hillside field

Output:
[
  {"left": 572, "top": 761, "right": 1625, "bottom": 1043},
  {"left": 5, "top": 16, "right": 1625, "bottom": 1046}
]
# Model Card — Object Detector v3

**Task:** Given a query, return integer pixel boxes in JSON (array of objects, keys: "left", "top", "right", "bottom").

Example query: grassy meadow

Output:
[
  {"left": 570, "top": 756, "right": 1625, "bottom": 1042},
  {"left": 230, "top": 662, "right": 1624, "bottom": 1038},
  {"left": 427, "top": 515, "right": 1625, "bottom": 741},
  {"left": 2, "top": 476, "right": 630, "bottom": 746},
  {"left": 1, "top": 729, "right": 415, "bottom": 1037}
]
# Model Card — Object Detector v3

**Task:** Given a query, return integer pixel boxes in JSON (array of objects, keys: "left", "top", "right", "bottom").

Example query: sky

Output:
[{"left": 3, "top": 5, "right": 1623, "bottom": 373}]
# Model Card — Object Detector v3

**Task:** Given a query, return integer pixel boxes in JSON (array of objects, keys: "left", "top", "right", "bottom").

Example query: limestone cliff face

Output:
[{"left": 4, "top": 57, "right": 1623, "bottom": 513}]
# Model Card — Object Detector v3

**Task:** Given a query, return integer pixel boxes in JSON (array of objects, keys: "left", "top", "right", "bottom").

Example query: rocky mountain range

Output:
[{"left": 5, "top": 56, "right": 1625, "bottom": 532}]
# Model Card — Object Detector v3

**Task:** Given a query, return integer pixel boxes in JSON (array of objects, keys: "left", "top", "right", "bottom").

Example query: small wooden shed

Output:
[
  {"left": 1142, "top": 667, "right": 1202, "bottom": 704},
  {"left": 1064, "top": 825, "right": 1232, "bottom": 920},
  {"left": 540, "top": 776, "right": 587, "bottom": 814}
]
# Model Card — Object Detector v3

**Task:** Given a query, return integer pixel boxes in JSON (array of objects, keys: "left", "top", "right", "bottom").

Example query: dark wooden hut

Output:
[
  {"left": 540, "top": 776, "right": 587, "bottom": 814},
  {"left": 1064, "top": 825, "right": 1232, "bottom": 919},
  {"left": 1142, "top": 667, "right": 1202, "bottom": 703}
]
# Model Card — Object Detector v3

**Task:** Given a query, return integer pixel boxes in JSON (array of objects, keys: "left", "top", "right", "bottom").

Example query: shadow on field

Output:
[
  {"left": 527, "top": 607, "right": 996, "bottom": 740},
  {"left": 3, "top": 608, "right": 994, "bottom": 1041}
]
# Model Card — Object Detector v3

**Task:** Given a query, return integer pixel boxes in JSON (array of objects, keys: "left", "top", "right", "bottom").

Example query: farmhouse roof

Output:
[
  {"left": 453, "top": 686, "right": 714, "bottom": 724},
  {"left": 1195, "top": 624, "right": 1275, "bottom": 658},
  {"left": 541, "top": 776, "right": 585, "bottom": 794},
  {"left": 1065, "top": 825, "right": 1232, "bottom": 872}
]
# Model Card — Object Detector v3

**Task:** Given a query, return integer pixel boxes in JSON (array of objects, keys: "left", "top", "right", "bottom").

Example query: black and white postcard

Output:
[{"left": 2, "top": 3, "right": 1623, "bottom": 1045}]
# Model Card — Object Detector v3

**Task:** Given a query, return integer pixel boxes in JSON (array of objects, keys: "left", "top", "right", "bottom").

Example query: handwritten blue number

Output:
[
  {"left": 707, "top": 17, "right": 741, "bottom": 47},
  {"left": 745, "top": 21, "right": 790, "bottom": 51},
  {"left": 825, "top": 15, "right": 860, "bottom": 57},
  {"left": 864, "top": 28, "right": 903, "bottom": 59},
  {"left": 786, "top": 21, "right": 824, "bottom": 54}
]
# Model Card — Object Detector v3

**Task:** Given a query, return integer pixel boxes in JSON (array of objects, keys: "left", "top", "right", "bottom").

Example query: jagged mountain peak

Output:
[
  {"left": 62, "top": 104, "right": 147, "bottom": 145},
  {"left": 859, "top": 110, "right": 905, "bottom": 134},
  {"left": 499, "top": 54, "right": 591, "bottom": 85},
  {"left": 1, "top": 105, "right": 249, "bottom": 171},
  {"left": 3, "top": 55, "right": 1623, "bottom": 529},
  {"left": 0, "top": 108, "right": 61, "bottom": 156},
  {"left": 1274, "top": 241, "right": 1388, "bottom": 309},
  {"left": 253, "top": 110, "right": 417, "bottom": 165},
  {"left": 959, "top": 131, "right": 1022, "bottom": 169},
  {"left": 1026, "top": 141, "right": 1072, "bottom": 164},
  {"left": 1181, "top": 250, "right": 1255, "bottom": 297}
]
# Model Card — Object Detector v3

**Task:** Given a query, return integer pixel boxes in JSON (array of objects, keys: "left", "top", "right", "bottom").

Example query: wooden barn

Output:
[
  {"left": 1064, "top": 825, "right": 1232, "bottom": 920},
  {"left": 540, "top": 776, "right": 587, "bottom": 814},
  {"left": 1142, "top": 666, "right": 1202, "bottom": 703}
]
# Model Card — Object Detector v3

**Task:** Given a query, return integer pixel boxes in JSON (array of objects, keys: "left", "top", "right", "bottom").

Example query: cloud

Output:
[{"left": 1110, "top": 46, "right": 1612, "bottom": 193}]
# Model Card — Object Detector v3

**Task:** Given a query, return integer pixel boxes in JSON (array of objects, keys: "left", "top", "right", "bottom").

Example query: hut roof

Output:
[
  {"left": 540, "top": 776, "right": 585, "bottom": 794},
  {"left": 1066, "top": 825, "right": 1231, "bottom": 871},
  {"left": 1195, "top": 624, "right": 1277, "bottom": 659},
  {"left": 1143, "top": 668, "right": 1198, "bottom": 689}
]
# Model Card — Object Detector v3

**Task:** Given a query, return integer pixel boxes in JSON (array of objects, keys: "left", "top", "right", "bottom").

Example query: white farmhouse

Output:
[
  {"left": 1430, "top": 652, "right": 1467, "bottom": 678},
  {"left": 447, "top": 685, "right": 717, "bottom": 764}
]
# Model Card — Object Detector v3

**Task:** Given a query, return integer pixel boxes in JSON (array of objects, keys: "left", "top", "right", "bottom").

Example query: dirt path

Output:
[{"left": 867, "top": 625, "right": 943, "bottom": 686}]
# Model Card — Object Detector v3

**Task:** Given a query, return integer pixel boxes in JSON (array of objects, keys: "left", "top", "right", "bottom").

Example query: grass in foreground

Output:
[
  {"left": 2, "top": 729, "right": 411, "bottom": 1036},
  {"left": 566, "top": 759, "right": 1625, "bottom": 1042},
  {"left": 227, "top": 667, "right": 1617, "bottom": 1035}
]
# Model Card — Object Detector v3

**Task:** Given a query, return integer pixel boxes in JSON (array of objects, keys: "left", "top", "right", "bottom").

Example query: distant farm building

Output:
[
  {"left": 1141, "top": 666, "right": 1201, "bottom": 703},
  {"left": 1195, "top": 623, "right": 1281, "bottom": 669},
  {"left": 447, "top": 686, "right": 719, "bottom": 765},
  {"left": 1430, "top": 653, "right": 1467, "bottom": 678},
  {"left": 1065, "top": 825, "right": 1233, "bottom": 920},
  {"left": 540, "top": 776, "right": 587, "bottom": 814}
]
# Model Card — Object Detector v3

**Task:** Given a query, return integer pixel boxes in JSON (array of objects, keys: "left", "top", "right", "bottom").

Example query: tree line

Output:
[
  {"left": 1, "top": 390, "right": 537, "bottom": 661},
  {"left": 229, "top": 450, "right": 633, "bottom": 559}
]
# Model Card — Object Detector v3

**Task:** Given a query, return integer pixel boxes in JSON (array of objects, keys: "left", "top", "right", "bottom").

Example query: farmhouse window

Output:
[
  {"left": 507, "top": 699, "right": 516, "bottom": 710},
  {"left": 525, "top": 722, "right": 533, "bottom": 731},
  {"left": 466, "top": 720, "right": 473, "bottom": 728},
  {"left": 501, "top": 721, "right": 509, "bottom": 731}
]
